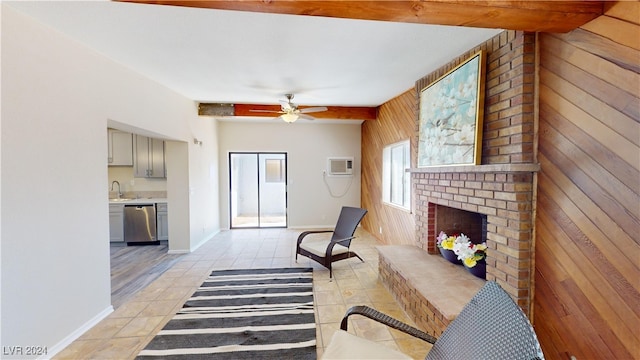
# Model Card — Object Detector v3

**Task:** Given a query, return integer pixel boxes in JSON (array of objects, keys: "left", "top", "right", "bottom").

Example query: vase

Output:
[
  {"left": 465, "top": 259, "right": 486, "bottom": 279},
  {"left": 439, "top": 247, "right": 462, "bottom": 265}
]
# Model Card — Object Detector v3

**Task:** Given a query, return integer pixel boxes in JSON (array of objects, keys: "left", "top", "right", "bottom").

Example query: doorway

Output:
[{"left": 229, "top": 152, "right": 287, "bottom": 228}]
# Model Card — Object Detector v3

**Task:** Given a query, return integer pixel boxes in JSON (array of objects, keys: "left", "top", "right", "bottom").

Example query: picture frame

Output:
[{"left": 418, "top": 50, "right": 486, "bottom": 167}]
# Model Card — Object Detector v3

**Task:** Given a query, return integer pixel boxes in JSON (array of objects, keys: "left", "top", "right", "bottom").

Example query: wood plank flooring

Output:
[{"left": 110, "top": 243, "right": 184, "bottom": 308}]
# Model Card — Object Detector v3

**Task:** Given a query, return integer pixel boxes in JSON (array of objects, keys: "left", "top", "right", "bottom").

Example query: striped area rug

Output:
[{"left": 136, "top": 267, "right": 316, "bottom": 359}]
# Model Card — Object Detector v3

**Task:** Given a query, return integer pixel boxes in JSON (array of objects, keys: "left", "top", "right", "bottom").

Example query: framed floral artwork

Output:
[{"left": 418, "top": 51, "right": 486, "bottom": 167}]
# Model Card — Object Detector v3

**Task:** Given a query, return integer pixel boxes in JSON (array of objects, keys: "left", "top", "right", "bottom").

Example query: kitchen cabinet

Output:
[
  {"left": 107, "top": 129, "right": 133, "bottom": 166},
  {"left": 133, "top": 135, "right": 165, "bottom": 178},
  {"left": 156, "top": 202, "right": 168, "bottom": 241},
  {"left": 109, "top": 204, "right": 125, "bottom": 242}
]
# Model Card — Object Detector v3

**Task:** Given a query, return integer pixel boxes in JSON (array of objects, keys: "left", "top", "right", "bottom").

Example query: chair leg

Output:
[{"left": 349, "top": 251, "right": 364, "bottom": 263}]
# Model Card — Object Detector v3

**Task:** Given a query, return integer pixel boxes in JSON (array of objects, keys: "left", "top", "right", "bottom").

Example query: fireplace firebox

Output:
[{"left": 435, "top": 205, "right": 487, "bottom": 247}]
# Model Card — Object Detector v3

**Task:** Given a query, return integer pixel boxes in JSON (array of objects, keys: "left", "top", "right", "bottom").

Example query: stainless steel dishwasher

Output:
[{"left": 124, "top": 204, "right": 157, "bottom": 243}]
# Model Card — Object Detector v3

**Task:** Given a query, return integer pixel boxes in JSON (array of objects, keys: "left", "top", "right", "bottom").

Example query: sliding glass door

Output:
[{"left": 229, "top": 152, "right": 287, "bottom": 228}]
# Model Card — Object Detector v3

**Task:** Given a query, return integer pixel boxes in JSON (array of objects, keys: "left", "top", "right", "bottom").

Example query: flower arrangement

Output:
[
  {"left": 437, "top": 231, "right": 464, "bottom": 250},
  {"left": 437, "top": 231, "right": 487, "bottom": 268}
]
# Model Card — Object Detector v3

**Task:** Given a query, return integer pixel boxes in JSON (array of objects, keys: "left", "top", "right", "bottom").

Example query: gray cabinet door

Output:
[
  {"left": 109, "top": 204, "right": 125, "bottom": 242},
  {"left": 133, "top": 135, "right": 165, "bottom": 178},
  {"left": 156, "top": 203, "right": 168, "bottom": 241},
  {"left": 148, "top": 138, "right": 165, "bottom": 178},
  {"left": 108, "top": 129, "right": 133, "bottom": 166}
]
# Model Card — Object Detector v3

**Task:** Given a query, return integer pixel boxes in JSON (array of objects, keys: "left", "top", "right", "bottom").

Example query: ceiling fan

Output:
[{"left": 250, "top": 94, "right": 328, "bottom": 123}]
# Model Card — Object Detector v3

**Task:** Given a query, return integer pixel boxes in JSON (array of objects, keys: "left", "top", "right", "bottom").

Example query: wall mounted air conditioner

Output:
[{"left": 327, "top": 157, "right": 354, "bottom": 176}]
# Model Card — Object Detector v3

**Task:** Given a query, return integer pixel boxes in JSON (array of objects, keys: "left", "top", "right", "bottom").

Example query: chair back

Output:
[
  {"left": 426, "top": 281, "right": 544, "bottom": 360},
  {"left": 331, "top": 207, "right": 367, "bottom": 245}
]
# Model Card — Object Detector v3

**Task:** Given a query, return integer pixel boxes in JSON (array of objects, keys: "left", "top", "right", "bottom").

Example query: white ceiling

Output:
[{"left": 6, "top": 1, "right": 502, "bottom": 108}]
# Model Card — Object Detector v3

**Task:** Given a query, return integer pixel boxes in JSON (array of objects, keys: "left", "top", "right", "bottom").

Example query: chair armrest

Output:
[
  {"left": 324, "top": 236, "right": 355, "bottom": 257},
  {"left": 340, "top": 305, "right": 437, "bottom": 344},
  {"left": 296, "top": 230, "right": 333, "bottom": 247}
]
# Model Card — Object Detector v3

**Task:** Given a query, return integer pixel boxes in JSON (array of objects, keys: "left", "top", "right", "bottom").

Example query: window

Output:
[{"left": 382, "top": 140, "right": 411, "bottom": 210}]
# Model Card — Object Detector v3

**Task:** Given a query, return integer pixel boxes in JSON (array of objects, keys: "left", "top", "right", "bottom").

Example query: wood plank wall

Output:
[
  {"left": 535, "top": 2, "right": 640, "bottom": 359},
  {"left": 360, "top": 2, "right": 638, "bottom": 358},
  {"left": 360, "top": 90, "right": 417, "bottom": 245}
]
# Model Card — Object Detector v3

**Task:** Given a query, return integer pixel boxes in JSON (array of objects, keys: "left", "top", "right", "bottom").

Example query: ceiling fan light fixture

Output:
[{"left": 281, "top": 113, "right": 299, "bottom": 123}]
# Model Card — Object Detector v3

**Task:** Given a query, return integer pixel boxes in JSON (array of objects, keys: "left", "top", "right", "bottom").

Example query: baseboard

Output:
[
  {"left": 43, "top": 305, "right": 113, "bottom": 359},
  {"left": 287, "top": 225, "right": 334, "bottom": 230},
  {"left": 167, "top": 249, "right": 189, "bottom": 254}
]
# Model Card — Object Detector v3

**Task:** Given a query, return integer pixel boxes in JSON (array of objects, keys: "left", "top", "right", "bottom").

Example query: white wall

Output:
[
  {"left": 1, "top": 5, "right": 219, "bottom": 356},
  {"left": 218, "top": 121, "right": 362, "bottom": 228},
  {"left": 185, "top": 114, "right": 220, "bottom": 251}
]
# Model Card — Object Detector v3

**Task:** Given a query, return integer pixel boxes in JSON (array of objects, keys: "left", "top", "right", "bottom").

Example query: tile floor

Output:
[{"left": 54, "top": 228, "right": 432, "bottom": 359}]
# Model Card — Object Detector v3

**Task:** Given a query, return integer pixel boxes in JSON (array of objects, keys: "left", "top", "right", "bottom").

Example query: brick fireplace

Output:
[
  {"left": 411, "top": 164, "right": 539, "bottom": 313},
  {"left": 410, "top": 30, "right": 539, "bottom": 314}
]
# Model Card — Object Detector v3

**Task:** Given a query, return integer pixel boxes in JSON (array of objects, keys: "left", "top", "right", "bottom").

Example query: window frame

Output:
[{"left": 382, "top": 139, "right": 411, "bottom": 211}]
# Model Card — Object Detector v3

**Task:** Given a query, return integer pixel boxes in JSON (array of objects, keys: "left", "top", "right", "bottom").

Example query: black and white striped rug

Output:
[{"left": 136, "top": 267, "right": 316, "bottom": 359}]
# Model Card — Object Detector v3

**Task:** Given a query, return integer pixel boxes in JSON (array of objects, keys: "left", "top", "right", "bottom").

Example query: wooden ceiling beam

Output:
[
  {"left": 199, "top": 103, "right": 378, "bottom": 120},
  {"left": 117, "top": 1, "right": 604, "bottom": 33}
]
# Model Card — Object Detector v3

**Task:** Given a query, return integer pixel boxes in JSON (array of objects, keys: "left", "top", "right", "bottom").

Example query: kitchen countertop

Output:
[{"left": 108, "top": 198, "right": 167, "bottom": 205}]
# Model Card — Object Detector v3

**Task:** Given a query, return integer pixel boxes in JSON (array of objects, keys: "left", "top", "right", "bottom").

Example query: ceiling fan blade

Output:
[
  {"left": 299, "top": 106, "right": 328, "bottom": 114},
  {"left": 279, "top": 99, "right": 294, "bottom": 111},
  {"left": 298, "top": 114, "right": 316, "bottom": 121}
]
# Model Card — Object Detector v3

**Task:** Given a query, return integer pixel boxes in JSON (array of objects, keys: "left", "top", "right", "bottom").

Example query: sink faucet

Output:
[{"left": 110, "top": 180, "right": 123, "bottom": 199}]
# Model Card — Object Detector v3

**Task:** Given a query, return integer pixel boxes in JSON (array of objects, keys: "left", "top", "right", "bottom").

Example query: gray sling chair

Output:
[
  {"left": 323, "top": 281, "right": 545, "bottom": 360},
  {"left": 295, "top": 206, "right": 367, "bottom": 278}
]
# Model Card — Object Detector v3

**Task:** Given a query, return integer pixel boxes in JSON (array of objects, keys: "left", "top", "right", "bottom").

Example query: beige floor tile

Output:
[
  {"left": 159, "top": 267, "right": 189, "bottom": 278},
  {"left": 85, "top": 337, "right": 147, "bottom": 360},
  {"left": 315, "top": 290, "right": 343, "bottom": 305},
  {"left": 110, "top": 301, "right": 150, "bottom": 318},
  {"left": 138, "top": 299, "right": 182, "bottom": 317},
  {"left": 252, "top": 257, "right": 273, "bottom": 267},
  {"left": 79, "top": 317, "right": 132, "bottom": 340},
  {"left": 316, "top": 303, "right": 347, "bottom": 324},
  {"left": 332, "top": 266, "right": 358, "bottom": 279},
  {"left": 114, "top": 316, "right": 166, "bottom": 337},
  {"left": 53, "top": 339, "right": 104, "bottom": 360},
  {"left": 170, "top": 260, "right": 197, "bottom": 269},
  {"left": 156, "top": 285, "right": 194, "bottom": 301},
  {"left": 184, "top": 266, "right": 211, "bottom": 277},
  {"left": 314, "top": 278, "right": 340, "bottom": 292},
  {"left": 191, "top": 260, "right": 214, "bottom": 269},
  {"left": 271, "top": 257, "right": 294, "bottom": 267},
  {"left": 131, "top": 286, "right": 166, "bottom": 302},
  {"left": 340, "top": 288, "right": 371, "bottom": 305},
  {"left": 335, "top": 276, "right": 366, "bottom": 290},
  {"left": 367, "top": 287, "right": 397, "bottom": 303},
  {"left": 56, "top": 229, "right": 430, "bottom": 359}
]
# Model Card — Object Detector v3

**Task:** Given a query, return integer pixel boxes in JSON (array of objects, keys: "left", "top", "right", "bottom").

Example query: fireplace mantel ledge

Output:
[{"left": 408, "top": 163, "right": 540, "bottom": 174}]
